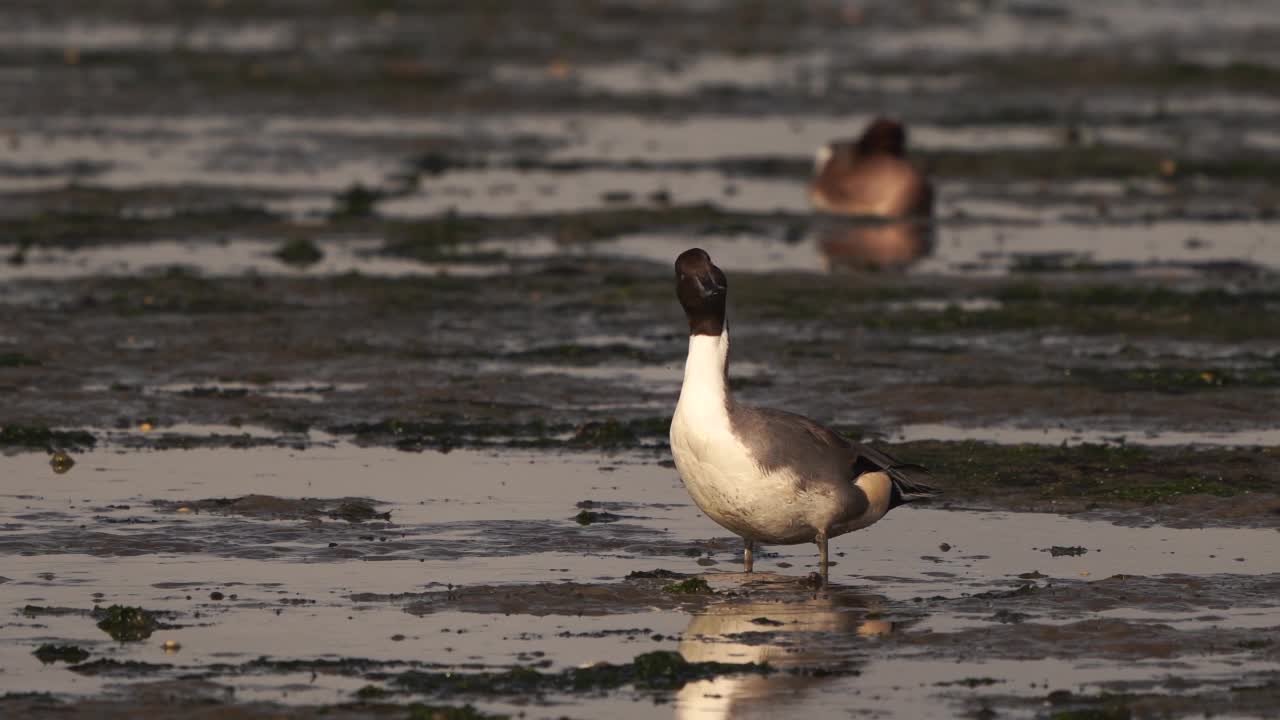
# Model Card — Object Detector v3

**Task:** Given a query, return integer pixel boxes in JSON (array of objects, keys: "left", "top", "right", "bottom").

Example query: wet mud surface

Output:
[
  {"left": 3, "top": 1, "right": 1280, "bottom": 718},
  {"left": 3, "top": 449, "right": 1278, "bottom": 718}
]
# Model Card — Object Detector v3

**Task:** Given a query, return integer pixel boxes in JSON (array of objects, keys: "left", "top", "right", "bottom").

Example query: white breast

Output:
[
  {"left": 669, "top": 331, "right": 820, "bottom": 544},
  {"left": 670, "top": 408, "right": 814, "bottom": 543}
]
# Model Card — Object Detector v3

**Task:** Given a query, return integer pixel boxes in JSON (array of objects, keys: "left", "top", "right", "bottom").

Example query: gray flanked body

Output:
[{"left": 668, "top": 247, "right": 937, "bottom": 580}]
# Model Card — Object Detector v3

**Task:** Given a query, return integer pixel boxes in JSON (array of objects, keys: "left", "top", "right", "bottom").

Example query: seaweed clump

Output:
[
  {"left": 574, "top": 509, "right": 624, "bottom": 525},
  {"left": 0, "top": 425, "right": 96, "bottom": 450},
  {"left": 94, "top": 605, "right": 160, "bottom": 642},
  {"left": 391, "top": 650, "right": 768, "bottom": 697},
  {"left": 273, "top": 237, "right": 325, "bottom": 267},
  {"left": 33, "top": 644, "right": 90, "bottom": 664},
  {"left": 663, "top": 577, "right": 713, "bottom": 595}
]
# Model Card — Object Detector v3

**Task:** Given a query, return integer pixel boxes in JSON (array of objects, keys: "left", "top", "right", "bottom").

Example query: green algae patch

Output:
[
  {"left": 93, "top": 605, "right": 161, "bottom": 642},
  {"left": 391, "top": 650, "right": 768, "bottom": 697},
  {"left": 330, "top": 417, "right": 562, "bottom": 451},
  {"left": 574, "top": 509, "right": 624, "bottom": 525},
  {"left": 330, "top": 415, "right": 670, "bottom": 452},
  {"left": 948, "top": 51, "right": 1280, "bottom": 100},
  {"left": 329, "top": 500, "right": 393, "bottom": 523},
  {"left": 569, "top": 418, "right": 669, "bottom": 449},
  {"left": 626, "top": 569, "right": 684, "bottom": 580},
  {"left": 1068, "top": 367, "right": 1280, "bottom": 393},
  {"left": 380, "top": 204, "right": 797, "bottom": 260},
  {"left": 0, "top": 352, "right": 40, "bottom": 367},
  {"left": 153, "top": 495, "right": 391, "bottom": 523},
  {"left": 663, "top": 577, "right": 713, "bottom": 595},
  {"left": 763, "top": 281, "right": 1280, "bottom": 341},
  {"left": 0, "top": 205, "right": 280, "bottom": 249},
  {"left": 90, "top": 269, "right": 280, "bottom": 315},
  {"left": 273, "top": 237, "right": 325, "bottom": 267},
  {"left": 923, "top": 145, "right": 1169, "bottom": 181},
  {"left": 33, "top": 644, "right": 90, "bottom": 664},
  {"left": 893, "top": 441, "right": 1280, "bottom": 517},
  {"left": 407, "top": 704, "right": 508, "bottom": 720},
  {"left": 0, "top": 425, "right": 96, "bottom": 450},
  {"left": 331, "top": 183, "right": 385, "bottom": 219},
  {"left": 502, "top": 342, "right": 663, "bottom": 364},
  {"left": 0, "top": 692, "right": 59, "bottom": 705},
  {"left": 21, "top": 605, "right": 90, "bottom": 618},
  {"left": 922, "top": 142, "right": 1280, "bottom": 183},
  {"left": 1041, "top": 690, "right": 1141, "bottom": 720},
  {"left": 1047, "top": 546, "right": 1089, "bottom": 557},
  {"left": 936, "top": 676, "right": 1004, "bottom": 688},
  {"left": 1105, "top": 477, "right": 1248, "bottom": 503},
  {"left": 353, "top": 685, "right": 391, "bottom": 700},
  {"left": 631, "top": 650, "right": 729, "bottom": 689},
  {"left": 178, "top": 386, "right": 250, "bottom": 399},
  {"left": 66, "top": 658, "right": 174, "bottom": 676},
  {"left": 869, "top": 293, "right": 1280, "bottom": 341},
  {"left": 1049, "top": 708, "right": 1134, "bottom": 720}
]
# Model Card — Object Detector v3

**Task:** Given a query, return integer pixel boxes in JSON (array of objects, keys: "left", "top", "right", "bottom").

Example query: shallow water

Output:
[{"left": 2, "top": 448, "right": 1278, "bottom": 717}]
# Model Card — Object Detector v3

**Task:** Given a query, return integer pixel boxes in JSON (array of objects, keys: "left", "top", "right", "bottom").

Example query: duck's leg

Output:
[
  {"left": 743, "top": 538, "right": 755, "bottom": 573},
  {"left": 816, "top": 532, "right": 829, "bottom": 584}
]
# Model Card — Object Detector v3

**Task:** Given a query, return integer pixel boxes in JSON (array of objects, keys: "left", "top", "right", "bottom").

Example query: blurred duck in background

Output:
[
  {"left": 811, "top": 117, "right": 932, "bottom": 217},
  {"left": 809, "top": 117, "right": 934, "bottom": 270}
]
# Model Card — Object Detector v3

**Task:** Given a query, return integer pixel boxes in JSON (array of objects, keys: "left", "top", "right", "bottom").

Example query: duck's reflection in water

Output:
[
  {"left": 814, "top": 216, "right": 935, "bottom": 273},
  {"left": 674, "top": 578, "right": 910, "bottom": 720}
]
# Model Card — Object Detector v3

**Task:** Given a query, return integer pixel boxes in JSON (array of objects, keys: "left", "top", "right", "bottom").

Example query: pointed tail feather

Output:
[
  {"left": 852, "top": 443, "right": 940, "bottom": 505},
  {"left": 886, "top": 463, "right": 939, "bottom": 501}
]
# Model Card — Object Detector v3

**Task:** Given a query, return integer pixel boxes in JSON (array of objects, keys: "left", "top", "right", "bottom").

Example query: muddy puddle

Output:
[{"left": 4, "top": 0, "right": 1280, "bottom": 717}]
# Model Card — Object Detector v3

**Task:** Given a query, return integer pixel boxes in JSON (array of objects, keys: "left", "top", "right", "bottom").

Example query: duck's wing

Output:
[
  {"left": 729, "top": 404, "right": 939, "bottom": 501},
  {"left": 729, "top": 405, "right": 934, "bottom": 490},
  {"left": 727, "top": 405, "right": 856, "bottom": 488}
]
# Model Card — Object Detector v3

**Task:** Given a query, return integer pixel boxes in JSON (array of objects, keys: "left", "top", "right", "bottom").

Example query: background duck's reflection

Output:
[{"left": 814, "top": 216, "right": 935, "bottom": 272}]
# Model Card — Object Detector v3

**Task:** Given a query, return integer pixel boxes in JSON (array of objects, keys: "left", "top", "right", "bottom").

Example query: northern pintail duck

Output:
[{"left": 668, "top": 248, "right": 938, "bottom": 581}]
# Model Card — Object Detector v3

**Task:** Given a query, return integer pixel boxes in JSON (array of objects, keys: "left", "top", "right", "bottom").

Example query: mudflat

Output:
[{"left": 3, "top": 2, "right": 1279, "bottom": 718}]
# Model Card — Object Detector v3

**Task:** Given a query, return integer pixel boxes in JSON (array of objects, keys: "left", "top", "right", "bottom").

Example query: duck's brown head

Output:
[
  {"left": 674, "top": 248, "right": 727, "bottom": 336},
  {"left": 855, "top": 117, "right": 907, "bottom": 157}
]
